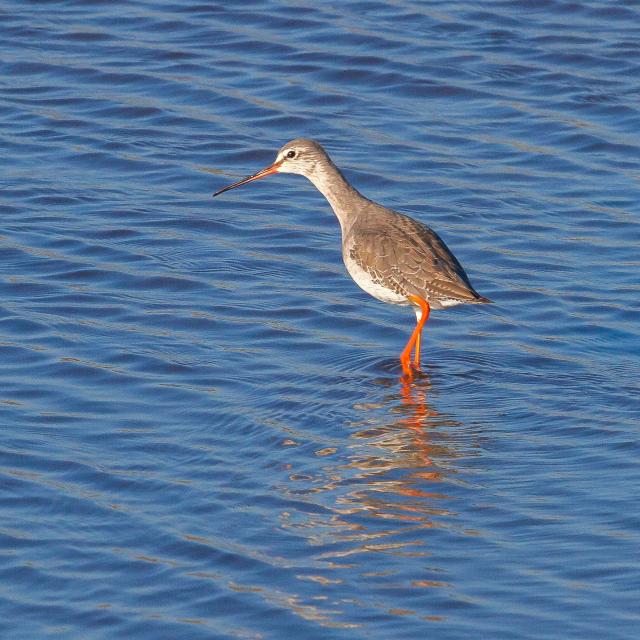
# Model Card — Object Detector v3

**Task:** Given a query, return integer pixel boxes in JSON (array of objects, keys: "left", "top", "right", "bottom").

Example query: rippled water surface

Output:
[{"left": 2, "top": 1, "right": 640, "bottom": 638}]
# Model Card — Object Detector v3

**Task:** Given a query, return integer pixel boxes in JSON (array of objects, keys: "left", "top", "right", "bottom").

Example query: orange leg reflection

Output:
[{"left": 397, "top": 375, "right": 441, "bottom": 475}]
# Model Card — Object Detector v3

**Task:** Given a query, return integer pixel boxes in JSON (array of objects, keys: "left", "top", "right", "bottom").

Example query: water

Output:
[{"left": 1, "top": 1, "right": 639, "bottom": 638}]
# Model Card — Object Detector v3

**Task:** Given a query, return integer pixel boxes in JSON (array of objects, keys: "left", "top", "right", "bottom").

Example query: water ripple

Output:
[{"left": 1, "top": 1, "right": 640, "bottom": 638}]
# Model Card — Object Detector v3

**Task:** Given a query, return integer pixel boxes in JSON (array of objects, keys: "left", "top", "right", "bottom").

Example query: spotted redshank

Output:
[{"left": 213, "top": 138, "right": 491, "bottom": 375}]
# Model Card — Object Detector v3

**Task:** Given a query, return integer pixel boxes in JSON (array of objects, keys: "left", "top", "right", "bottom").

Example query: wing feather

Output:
[{"left": 346, "top": 209, "right": 488, "bottom": 306}]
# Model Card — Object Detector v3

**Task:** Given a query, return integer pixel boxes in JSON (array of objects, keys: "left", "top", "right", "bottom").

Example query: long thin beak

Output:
[{"left": 212, "top": 160, "right": 282, "bottom": 197}]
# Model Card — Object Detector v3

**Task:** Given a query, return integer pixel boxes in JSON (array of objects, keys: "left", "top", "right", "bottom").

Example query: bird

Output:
[{"left": 213, "top": 138, "right": 491, "bottom": 376}]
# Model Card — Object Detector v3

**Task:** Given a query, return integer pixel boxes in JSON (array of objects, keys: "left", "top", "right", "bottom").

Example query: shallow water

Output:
[{"left": 1, "top": 1, "right": 639, "bottom": 638}]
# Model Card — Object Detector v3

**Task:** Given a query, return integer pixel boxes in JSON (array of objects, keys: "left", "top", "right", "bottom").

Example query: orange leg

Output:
[{"left": 399, "top": 295, "right": 430, "bottom": 376}]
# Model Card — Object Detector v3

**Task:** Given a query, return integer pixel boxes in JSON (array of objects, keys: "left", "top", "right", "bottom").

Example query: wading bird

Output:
[{"left": 213, "top": 139, "right": 490, "bottom": 376}]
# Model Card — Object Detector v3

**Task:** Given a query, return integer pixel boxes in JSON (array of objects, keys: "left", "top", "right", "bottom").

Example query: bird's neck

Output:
[{"left": 307, "top": 161, "right": 364, "bottom": 234}]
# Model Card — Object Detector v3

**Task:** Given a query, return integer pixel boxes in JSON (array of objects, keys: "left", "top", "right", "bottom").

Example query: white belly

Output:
[{"left": 343, "top": 253, "right": 409, "bottom": 305}]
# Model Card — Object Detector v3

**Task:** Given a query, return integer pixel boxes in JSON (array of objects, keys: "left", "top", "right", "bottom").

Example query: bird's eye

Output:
[{"left": 286, "top": 150, "right": 296, "bottom": 159}]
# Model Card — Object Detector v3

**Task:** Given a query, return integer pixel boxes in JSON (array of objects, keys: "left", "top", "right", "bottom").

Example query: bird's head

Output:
[{"left": 213, "top": 138, "right": 329, "bottom": 197}]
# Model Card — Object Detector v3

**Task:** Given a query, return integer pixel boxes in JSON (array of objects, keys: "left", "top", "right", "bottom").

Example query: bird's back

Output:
[{"left": 344, "top": 204, "right": 490, "bottom": 310}]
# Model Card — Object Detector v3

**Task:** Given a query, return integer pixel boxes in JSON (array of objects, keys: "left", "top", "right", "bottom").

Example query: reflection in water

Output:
[
  {"left": 334, "top": 374, "right": 465, "bottom": 535},
  {"left": 350, "top": 374, "right": 456, "bottom": 479},
  {"left": 281, "top": 374, "right": 474, "bottom": 625}
]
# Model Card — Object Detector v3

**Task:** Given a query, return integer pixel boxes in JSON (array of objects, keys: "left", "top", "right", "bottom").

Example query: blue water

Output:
[{"left": 1, "top": 1, "right": 639, "bottom": 638}]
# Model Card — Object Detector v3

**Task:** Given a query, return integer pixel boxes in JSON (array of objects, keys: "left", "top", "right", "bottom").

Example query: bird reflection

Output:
[
  {"left": 277, "top": 373, "right": 472, "bottom": 626},
  {"left": 282, "top": 372, "right": 467, "bottom": 546},
  {"left": 347, "top": 371, "right": 462, "bottom": 484}
]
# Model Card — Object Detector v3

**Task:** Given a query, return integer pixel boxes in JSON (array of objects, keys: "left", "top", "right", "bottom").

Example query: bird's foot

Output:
[{"left": 400, "top": 359, "right": 423, "bottom": 379}]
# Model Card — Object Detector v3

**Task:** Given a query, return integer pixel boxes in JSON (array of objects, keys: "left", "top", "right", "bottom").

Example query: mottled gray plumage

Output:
[{"left": 345, "top": 205, "right": 489, "bottom": 310}]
